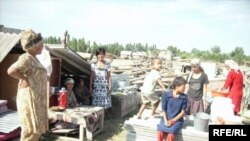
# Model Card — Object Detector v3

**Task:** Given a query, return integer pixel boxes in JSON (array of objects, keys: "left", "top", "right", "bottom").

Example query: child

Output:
[
  {"left": 136, "top": 58, "right": 166, "bottom": 119},
  {"left": 74, "top": 78, "right": 91, "bottom": 106},
  {"left": 157, "top": 76, "right": 187, "bottom": 141}
]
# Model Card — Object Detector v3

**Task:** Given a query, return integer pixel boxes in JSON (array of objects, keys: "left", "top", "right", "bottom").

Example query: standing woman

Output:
[
  {"left": 89, "top": 48, "right": 112, "bottom": 116},
  {"left": 221, "top": 60, "right": 243, "bottom": 115},
  {"left": 186, "top": 58, "right": 209, "bottom": 115},
  {"left": 7, "top": 29, "right": 48, "bottom": 141}
]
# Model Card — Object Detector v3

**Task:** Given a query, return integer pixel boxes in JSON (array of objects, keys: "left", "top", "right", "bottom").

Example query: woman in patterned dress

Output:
[
  {"left": 89, "top": 48, "right": 112, "bottom": 116},
  {"left": 7, "top": 29, "right": 48, "bottom": 141}
]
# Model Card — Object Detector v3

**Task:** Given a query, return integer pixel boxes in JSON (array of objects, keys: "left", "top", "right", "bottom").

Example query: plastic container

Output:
[
  {"left": 58, "top": 87, "right": 68, "bottom": 109},
  {"left": 211, "top": 88, "right": 229, "bottom": 98},
  {"left": 118, "top": 80, "right": 126, "bottom": 90},
  {"left": 194, "top": 112, "right": 210, "bottom": 132}
]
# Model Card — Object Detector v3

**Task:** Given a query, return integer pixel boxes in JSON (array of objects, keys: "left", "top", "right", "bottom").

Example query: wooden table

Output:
[{"left": 48, "top": 106, "right": 104, "bottom": 140}]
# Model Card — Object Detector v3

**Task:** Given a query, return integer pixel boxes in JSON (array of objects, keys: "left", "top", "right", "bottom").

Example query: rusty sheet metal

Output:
[{"left": 46, "top": 44, "right": 91, "bottom": 76}]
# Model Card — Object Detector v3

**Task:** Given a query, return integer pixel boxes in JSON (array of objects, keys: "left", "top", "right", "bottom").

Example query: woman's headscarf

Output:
[
  {"left": 20, "top": 29, "right": 43, "bottom": 50},
  {"left": 191, "top": 58, "right": 201, "bottom": 67},
  {"left": 225, "top": 60, "right": 239, "bottom": 72},
  {"left": 64, "top": 78, "right": 74, "bottom": 86}
]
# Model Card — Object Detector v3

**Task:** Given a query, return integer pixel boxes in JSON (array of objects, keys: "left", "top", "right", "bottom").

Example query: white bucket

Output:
[{"left": 194, "top": 112, "right": 210, "bottom": 132}]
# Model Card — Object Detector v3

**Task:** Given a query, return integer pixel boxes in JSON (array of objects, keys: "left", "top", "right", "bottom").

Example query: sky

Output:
[{"left": 1, "top": 0, "right": 250, "bottom": 55}]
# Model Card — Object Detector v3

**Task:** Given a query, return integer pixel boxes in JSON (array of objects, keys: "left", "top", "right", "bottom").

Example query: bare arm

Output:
[
  {"left": 184, "top": 84, "right": 189, "bottom": 93},
  {"left": 172, "top": 109, "right": 185, "bottom": 122},
  {"left": 7, "top": 64, "right": 26, "bottom": 80},
  {"left": 89, "top": 71, "right": 94, "bottom": 94},
  {"left": 157, "top": 78, "right": 167, "bottom": 91},
  {"left": 108, "top": 71, "right": 112, "bottom": 94},
  {"left": 7, "top": 64, "right": 29, "bottom": 87},
  {"left": 203, "top": 84, "right": 208, "bottom": 100},
  {"left": 162, "top": 111, "right": 168, "bottom": 125}
]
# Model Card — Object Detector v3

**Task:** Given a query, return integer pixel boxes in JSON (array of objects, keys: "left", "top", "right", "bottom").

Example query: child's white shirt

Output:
[{"left": 141, "top": 69, "right": 161, "bottom": 94}]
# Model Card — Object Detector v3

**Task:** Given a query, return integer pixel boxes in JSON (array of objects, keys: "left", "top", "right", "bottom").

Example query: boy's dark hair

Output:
[
  {"left": 96, "top": 47, "right": 106, "bottom": 56},
  {"left": 172, "top": 76, "right": 186, "bottom": 89}
]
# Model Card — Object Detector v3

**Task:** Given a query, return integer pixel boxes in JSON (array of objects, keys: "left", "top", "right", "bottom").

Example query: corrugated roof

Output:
[
  {"left": 0, "top": 25, "right": 22, "bottom": 34},
  {"left": 0, "top": 32, "right": 21, "bottom": 63},
  {"left": 0, "top": 110, "right": 20, "bottom": 133},
  {"left": 46, "top": 44, "right": 91, "bottom": 76}
]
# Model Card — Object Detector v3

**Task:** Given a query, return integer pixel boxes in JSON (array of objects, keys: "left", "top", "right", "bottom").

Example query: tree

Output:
[
  {"left": 210, "top": 45, "right": 221, "bottom": 62},
  {"left": 77, "top": 38, "right": 86, "bottom": 52},
  {"left": 68, "top": 38, "right": 78, "bottom": 51},
  {"left": 211, "top": 45, "right": 221, "bottom": 54},
  {"left": 230, "top": 47, "right": 245, "bottom": 64},
  {"left": 167, "top": 46, "right": 179, "bottom": 56}
]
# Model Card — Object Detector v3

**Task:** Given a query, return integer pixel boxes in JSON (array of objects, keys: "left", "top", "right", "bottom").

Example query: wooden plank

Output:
[{"left": 50, "top": 128, "right": 78, "bottom": 134}]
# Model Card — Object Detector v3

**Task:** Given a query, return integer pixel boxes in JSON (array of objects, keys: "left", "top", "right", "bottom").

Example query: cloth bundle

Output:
[
  {"left": 0, "top": 100, "right": 8, "bottom": 114},
  {"left": 242, "top": 110, "right": 250, "bottom": 124}
]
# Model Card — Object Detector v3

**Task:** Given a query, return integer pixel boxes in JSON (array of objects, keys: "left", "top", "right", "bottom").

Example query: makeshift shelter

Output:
[{"left": 0, "top": 26, "right": 91, "bottom": 110}]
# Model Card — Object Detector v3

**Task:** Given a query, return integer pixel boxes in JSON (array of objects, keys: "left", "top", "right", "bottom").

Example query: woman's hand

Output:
[
  {"left": 167, "top": 119, "right": 176, "bottom": 126},
  {"left": 203, "top": 100, "right": 208, "bottom": 110},
  {"left": 19, "top": 78, "right": 30, "bottom": 88},
  {"left": 108, "top": 87, "right": 112, "bottom": 95}
]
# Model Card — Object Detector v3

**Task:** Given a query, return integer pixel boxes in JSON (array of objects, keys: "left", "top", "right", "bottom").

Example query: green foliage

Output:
[
  {"left": 44, "top": 35, "right": 250, "bottom": 63},
  {"left": 43, "top": 36, "right": 61, "bottom": 44},
  {"left": 167, "top": 45, "right": 179, "bottom": 56},
  {"left": 229, "top": 47, "right": 246, "bottom": 65}
]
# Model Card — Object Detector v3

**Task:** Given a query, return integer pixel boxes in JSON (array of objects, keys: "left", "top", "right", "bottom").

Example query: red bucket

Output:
[{"left": 58, "top": 88, "right": 68, "bottom": 109}]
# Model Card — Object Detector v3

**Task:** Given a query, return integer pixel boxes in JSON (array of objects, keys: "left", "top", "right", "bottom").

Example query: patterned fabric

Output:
[
  {"left": 186, "top": 96, "right": 204, "bottom": 115},
  {"left": 48, "top": 106, "right": 103, "bottom": 132},
  {"left": 14, "top": 53, "right": 48, "bottom": 140},
  {"left": 91, "top": 62, "right": 111, "bottom": 109}
]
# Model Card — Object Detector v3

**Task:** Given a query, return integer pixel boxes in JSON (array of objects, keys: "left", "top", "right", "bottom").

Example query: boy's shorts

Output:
[{"left": 141, "top": 92, "right": 160, "bottom": 105}]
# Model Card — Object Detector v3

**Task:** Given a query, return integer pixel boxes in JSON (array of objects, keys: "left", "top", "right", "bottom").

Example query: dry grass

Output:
[{"left": 94, "top": 116, "right": 128, "bottom": 141}]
